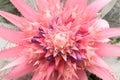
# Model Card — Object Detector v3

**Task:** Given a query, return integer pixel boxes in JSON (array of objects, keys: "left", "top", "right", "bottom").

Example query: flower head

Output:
[{"left": 0, "top": 0, "right": 120, "bottom": 80}]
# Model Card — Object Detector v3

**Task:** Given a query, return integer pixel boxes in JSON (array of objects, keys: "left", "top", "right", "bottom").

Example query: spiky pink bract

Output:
[{"left": 0, "top": 0, "right": 120, "bottom": 80}]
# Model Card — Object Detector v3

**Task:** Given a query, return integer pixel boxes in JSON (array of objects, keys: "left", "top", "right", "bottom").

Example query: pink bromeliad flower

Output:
[{"left": 0, "top": 0, "right": 120, "bottom": 80}]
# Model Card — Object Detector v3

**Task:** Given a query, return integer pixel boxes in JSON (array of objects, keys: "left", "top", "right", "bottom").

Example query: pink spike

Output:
[
  {"left": 69, "top": 53, "right": 77, "bottom": 60},
  {"left": 46, "top": 65, "right": 55, "bottom": 80},
  {"left": 0, "top": 56, "right": 26, "bottom": 71},
  {"left": 62, "top": 54, "right": 67, "bottom": 61},
  {"left": 0, "top": 46, "right": 24, "bottom": 59},
  {"left": 67, "top": 60, "right": 72, "bottom": 67},
  {"left": 0, "top": 27, "right": 25, "bottom": 44},
  {"left": 95, "top": 42, "right": 120, "bottom": 56},
  {"left": 3, "top": 62, "right": 35, "bottom": 79},
  {"left": 76, "top": 70, "right": 88, "bottom": 80},
  {"left": 55, "top": 57, "right": 61, "bottom": 66},
  {"left": 87, "top": 0, "right": 111, "bottom": 19},
  {"left": 0, "top": 10, "right": 25, "bottom": 29},
  {"left": 45, "top": 52, "right": 52, "bottom": 57},
  {"left": 58, "top": 61, "right": 64, "bottom": 74},
  {"left": 50, "top": 71, "right": 58, "bottom": 80},
  {"left": 62, "top": 10, "right": 71, "bottom": 22},
  {"left": 10, "top": 0, "right": 40, "bottom": 21},
  {"left": 72, "top": 63, "right": 77, "bottom": 70},
  {"left": 32, "top": 71, "right": 46, "bottom": 80},
  {"left": 87, "top": 66, "right": 115, "bottom": 80},
  {"left": 98, "top": 28, "right": 120, "bottom": 39}
]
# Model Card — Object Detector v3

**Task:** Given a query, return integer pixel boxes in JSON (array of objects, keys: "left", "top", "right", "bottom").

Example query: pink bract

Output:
[{"left": 0, "top": 0, "right": 120, "bottom": 80}]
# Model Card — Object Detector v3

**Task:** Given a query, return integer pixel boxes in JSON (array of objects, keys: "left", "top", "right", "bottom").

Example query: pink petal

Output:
[
  {"left": 95, "top": 42, "right": 120, "bottom": 56},
  {"left": 76, "top": 70, "right": 88, "bottom": 80},
  {"left": 47, "top": 0, "right": 62, "bottom": 15},
  {"left": 0, "top": 56, "right": 26, "bottom": 71},
  {"left": 0, "top": 27, "right": 25, "bottom": 44},
  {"left": 10, "top": 0, "right": 40, "bottom": 21},
  {"left": 92, "top": 55, "right": 112, "bottom": 71},
  {"left": 87, "top": 66, "right": 115, "bottom": 80},
  {"left": 87, "top": 0, "right": 111, "bottom": 19},
  {"left": 36, "top": 0, "right": 49, "bottom": 11},
  {"left": 37, "top": 0, "right": 61, "bottom": 12},
  {"left": 0, "top": 46, "right": 24, "bottom": 59},
  {"left": 50, "top": 71, "right": 59, "bottom": 80},
  {"left": 4, "top": 62, "right": 35, "bottom": 79},
  {"left": 89, "top": 19, "right": 109, "bottom": 31},
  {"left": 0, "top": 10, "right": 25, "bottom": 29},
  {"left": 97, "top": 28, "right": 120, "bottom": 39},
  {"left": 32, "top": 67, "right": 47, "bottom": 80},
  {"left": 65, "top": 0, "right": 87, "bottom": 10},
  {"left": 32, "top": 71, "right": 47, "bottom": 80},
  {"left": 32, "top": 71, "right": 42, "bottom": 80}
]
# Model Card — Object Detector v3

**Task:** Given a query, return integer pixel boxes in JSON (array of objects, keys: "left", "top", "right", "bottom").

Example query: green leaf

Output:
[
  {"left": 0, "top": 0, "right": 20, "bottom": 23},
  {"left": 99, "top": 0, "right": 117, "bottom": 18},
  {"left": 0, "top": 0, "right": 20, "bottom": 15},
  {"left": 0, "top": 22, "right": 19, "bottom": 30},
  {"left": 25, "top": 0, "right": 38, "bottom": 10}
]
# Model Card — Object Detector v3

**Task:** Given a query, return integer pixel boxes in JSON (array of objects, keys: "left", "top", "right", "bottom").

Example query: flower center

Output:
[
  {"left": 29, "top": 24, "right": 86, "bottom": 65},
  {"left": 53, "top": 32, "right": 68, "bottom": 49}
]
